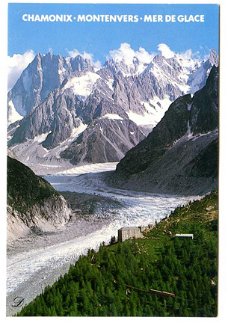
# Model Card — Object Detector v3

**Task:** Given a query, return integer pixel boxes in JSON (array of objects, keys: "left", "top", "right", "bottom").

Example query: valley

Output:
[
  {"left": 6, "top": 163, "right": 198, "bottom": 316},
  {"left": 6, "top": 40, "right": 219, "bottom": 317}
]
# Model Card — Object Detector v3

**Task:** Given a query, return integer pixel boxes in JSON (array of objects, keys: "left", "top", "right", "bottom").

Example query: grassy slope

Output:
[
  {"left": 7, "top": 156, "right": 58, "bottom": 213},
  {"left": 18, "top": 191, "right": 218, "bottom": 317}
]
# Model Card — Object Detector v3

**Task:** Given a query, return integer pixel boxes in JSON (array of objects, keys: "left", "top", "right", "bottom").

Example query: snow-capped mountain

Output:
[
  {"left": 111, "top": 66, "right": 218, "bottom": 195},
  {"left": 7, "top": 52, "right": 94, "bottom": 119},
  {"left": 187, "top": 49, "right": 218, "bottom": 92},
  {"left": 8, "top": 47, "right": 218, "bottom": 169}
]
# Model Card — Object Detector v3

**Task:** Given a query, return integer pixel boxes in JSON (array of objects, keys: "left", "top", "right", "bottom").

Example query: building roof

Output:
[
  {"left": 175, "top": 233, "right": 194, "bottom": 237},
  {"left": 119, "top": 227, "right": 140, "bottom": 231}
]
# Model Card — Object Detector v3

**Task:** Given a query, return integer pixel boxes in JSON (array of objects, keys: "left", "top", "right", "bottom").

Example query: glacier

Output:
[{"left": 7, "top": 163, "right": 200, "bottom": 315}]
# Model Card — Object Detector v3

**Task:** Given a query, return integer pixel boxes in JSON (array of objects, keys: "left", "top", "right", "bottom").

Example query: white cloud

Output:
[
  {"left": 67, "top": 49, "right": 101, "bottom": 70},
  {"left": 178, "top": 49, "right": 193, "bottom": 60},
  {"left": 108, "top": 42, "right": 154, "bottom": 66},
  {"left": 107, "top": 43, "right": 155, "bottom": 75},
  {"left": 157, "top": 43, "right": 201, "bottom": 63},
  {"left": 136, "top": 47, "right": 155, "bottom": 64},
  {"left": 157, "top": 43, "right": 175, "bottom": 59},
  {"left": 8, "top": 50, "right": 35, "bottom": 90}
]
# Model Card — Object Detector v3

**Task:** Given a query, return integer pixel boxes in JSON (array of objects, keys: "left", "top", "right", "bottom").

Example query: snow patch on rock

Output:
[
  {"left": 33, "top": 132, "right": 51, "bottom": 143},
  {"left": 106, "top": 78, "right": 114, "bottom": 91},
  {"left": 8, "top": 100, "right": 23, "bottom": 125},
  {"left": 64, "top": 72, "right": 100, "bottom": 97},
  {"left": 101, "top": 113, "right": 123, "bottom": 121},
  {"left": 128, "top": 96, "right": 171, "bottom": 127}
]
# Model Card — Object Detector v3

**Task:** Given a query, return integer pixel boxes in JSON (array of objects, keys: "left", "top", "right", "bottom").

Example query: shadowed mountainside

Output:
[{"left": 110, "top": 66, "right": 218, "bottom": 195}]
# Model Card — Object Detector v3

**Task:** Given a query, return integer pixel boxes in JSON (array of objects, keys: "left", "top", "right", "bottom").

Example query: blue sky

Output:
[{"left": 8, "top": 3, "right": 219, "bottom": 61}]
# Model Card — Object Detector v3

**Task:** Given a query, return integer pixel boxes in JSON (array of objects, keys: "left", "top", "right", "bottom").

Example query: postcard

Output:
[{"left": 6, "top": 1, "right": 219, "bottom": 317}]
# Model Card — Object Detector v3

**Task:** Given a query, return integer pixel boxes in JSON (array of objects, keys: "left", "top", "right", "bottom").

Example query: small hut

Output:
[{"left": 118, "top": 227, "right": 143, "bottom": 242}]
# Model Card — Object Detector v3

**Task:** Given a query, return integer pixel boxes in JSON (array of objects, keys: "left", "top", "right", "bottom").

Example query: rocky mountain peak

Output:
[
  {"left": 209, "top": 49, "right": 219, "bottom": 67},
  {"left": 111, "top": 66, "right": 218, "bottom": 195},
  {"left": 190, "top": 65, "right": 218, "bottom": 135},
  {"left": 7, "top": 52, "right": 95, "bottom": 119},
  {"left": 105, "top": 54, "right": 149, "bottom": 77},
  {"left": 69, "top": 55, "right": 94, "bottom": 73},
  {"left": 8, "top": 48, "right": 218, "bottom": 170}
]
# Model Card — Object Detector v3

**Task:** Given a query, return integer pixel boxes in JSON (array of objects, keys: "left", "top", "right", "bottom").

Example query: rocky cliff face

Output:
[
  {"left": 8, "top": 49, "right": 217, "bottom": 167},
  {"left": 7, "top": 53, "right": 93, "bottom": 118},
  {"left": 7, "top": 157, "right": 71, "bottom": 243},
  {"left": 60, "top": 118, "right": 145, "bottom": 164},
  {"left": 111, "top": 66, "right": 218, "bottom": 195},
  {"left": 7, "top": 195, "right": 71, "bottom": 243}
]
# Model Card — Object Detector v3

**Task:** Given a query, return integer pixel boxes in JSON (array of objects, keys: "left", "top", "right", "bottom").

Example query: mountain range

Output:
[
  {"left": 7, "top": 48, "right": 218, "bottom": 169},
  {"left": 110, "top": 65, "right": 218, "bottom": 195}
]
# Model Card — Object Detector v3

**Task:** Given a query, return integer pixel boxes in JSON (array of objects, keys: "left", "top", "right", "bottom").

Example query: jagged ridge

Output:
[
  {"left": 8, "top": 49, "right": 217, "bottom": 167},
  {"left": 111, "top": 66, "right": 218, "bottom": 195}
]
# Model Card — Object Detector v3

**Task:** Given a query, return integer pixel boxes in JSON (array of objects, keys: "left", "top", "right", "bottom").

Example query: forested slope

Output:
[
  {"left": 7, "top": 157, "right": 71, "bottom": 242},
  {"left": 18, "top": 191, "right": 218, "bottom": 317},
  {"left": 7, "top": 156, "right": 58, "bottom": 213}
]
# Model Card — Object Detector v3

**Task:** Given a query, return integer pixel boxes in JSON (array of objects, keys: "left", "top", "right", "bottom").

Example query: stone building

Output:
[{"left": 118, "top": 227, "right": 143, "bottom": 242}]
